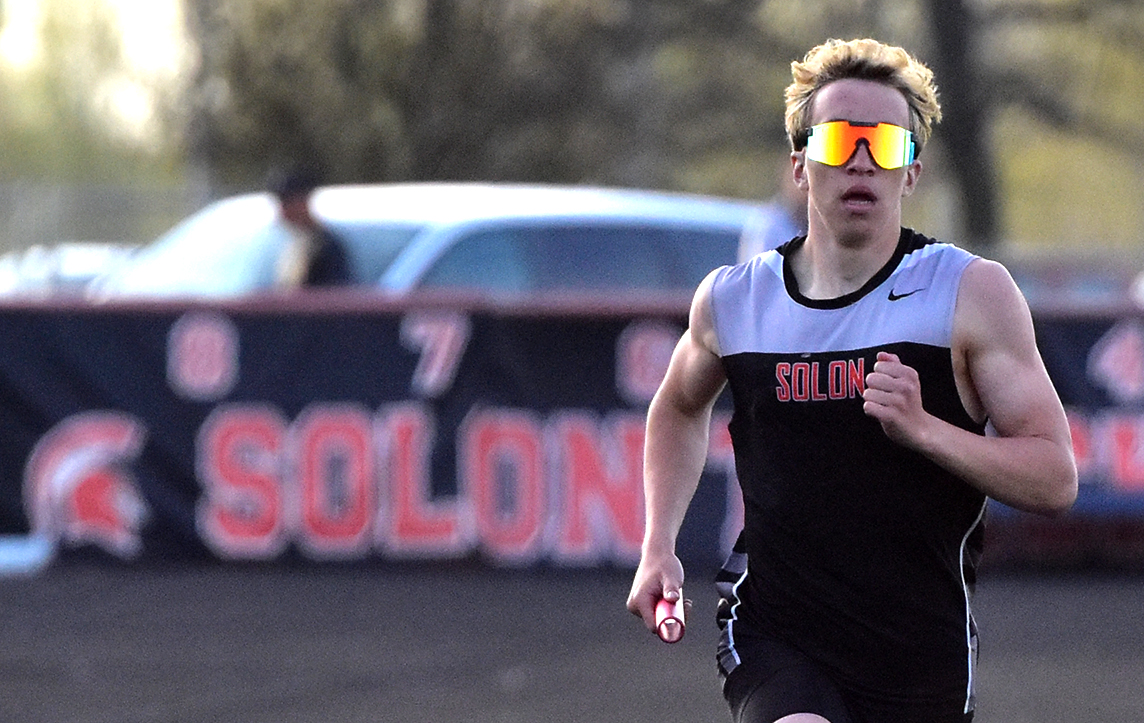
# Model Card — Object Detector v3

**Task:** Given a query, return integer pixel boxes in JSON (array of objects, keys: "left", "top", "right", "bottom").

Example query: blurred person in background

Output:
[
  {"left": 738, "top": 157, "right": 808, "bottom": 262},
  {"left": 627, "top": 38, "right": 1076, "bottom": 723},
  {"left": 269, "top": 165, "right": 350, "bottom": 288}
]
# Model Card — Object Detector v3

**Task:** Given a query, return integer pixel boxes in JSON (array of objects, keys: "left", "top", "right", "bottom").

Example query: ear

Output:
[
  {"left": 901, "top": 159, "right": 922, "bottom": 198},
  {"left": 792, "top": 151, "right": 809, "bottom": 191}
]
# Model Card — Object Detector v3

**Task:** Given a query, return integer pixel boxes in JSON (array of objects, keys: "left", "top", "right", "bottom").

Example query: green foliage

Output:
[
  {"left": 0, "top": 0, "right": 182, "bottom": 183},
  {"left": 999, "top": 107, "right": 1143, "bottom": 248},
  {"left": 980, "top": 0, "right": 1144, "bottom": 247},
  {"left": 186, "top": 0, "right": 812, "bottom": 192},
  {"left": 186, "top": 0, "right": 414, "bottom": 186}
]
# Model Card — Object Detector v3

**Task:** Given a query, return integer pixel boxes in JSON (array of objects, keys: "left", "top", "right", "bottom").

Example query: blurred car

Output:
[
  {"left": 88, "top": 183, "right": 762, "bottom": 299},
  {"left": 0, "top": 242, "right": 137, "bottom": 297}
]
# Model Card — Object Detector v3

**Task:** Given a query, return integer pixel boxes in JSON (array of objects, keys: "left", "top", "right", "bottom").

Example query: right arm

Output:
[{"left": 626, "top": 271, "right": 728, "bottom": 633}]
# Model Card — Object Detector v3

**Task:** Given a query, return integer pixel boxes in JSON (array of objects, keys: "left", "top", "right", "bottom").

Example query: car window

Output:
[
  {"left": 93, "top": 207, "right": 426, "bottom": 296},
  {"left": 417, "top": 224, "right": 740, "bottom": 293},
  {"left": 415, "top": 227, "right": 530, "bottom": 292},
  {"left": 326, "top": 222, "right": 425, "bottom": 285}
]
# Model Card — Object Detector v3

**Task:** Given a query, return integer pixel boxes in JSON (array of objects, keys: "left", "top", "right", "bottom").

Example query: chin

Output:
[{"left": 831, "top": 216, "right": 877, "bottom": 244}]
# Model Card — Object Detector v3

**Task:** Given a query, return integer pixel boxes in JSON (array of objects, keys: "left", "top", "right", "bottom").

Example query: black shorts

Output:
[{"left": 721, "top": 634, "right": 974, "bottom": 723}]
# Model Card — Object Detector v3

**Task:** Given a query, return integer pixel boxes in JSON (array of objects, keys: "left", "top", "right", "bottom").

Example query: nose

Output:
[{"left": 846, "top": 140, "right": 877, "bottom": 172}]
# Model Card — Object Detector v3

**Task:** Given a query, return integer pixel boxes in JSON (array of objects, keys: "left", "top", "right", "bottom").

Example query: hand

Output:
[
  {"left": 862, "top": 351, "right": 930, "bottom": 449},
  {"left": 626, "top": 551, "right": 686, "bottom": 635}
]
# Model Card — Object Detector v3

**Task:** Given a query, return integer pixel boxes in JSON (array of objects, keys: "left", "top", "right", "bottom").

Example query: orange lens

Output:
[{"left": 805, "top": 121, "right": 915, "bottom": 169}]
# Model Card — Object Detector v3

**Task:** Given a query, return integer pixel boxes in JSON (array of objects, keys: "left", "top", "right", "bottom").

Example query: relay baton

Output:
[{"left": 655, "top": 597, "right": 685, "bottom": 643}]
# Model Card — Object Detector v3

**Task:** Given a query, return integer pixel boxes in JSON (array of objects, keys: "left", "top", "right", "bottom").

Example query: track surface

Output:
[{"left": 1, "top": 564, "right": 1141, "bottom": 723}]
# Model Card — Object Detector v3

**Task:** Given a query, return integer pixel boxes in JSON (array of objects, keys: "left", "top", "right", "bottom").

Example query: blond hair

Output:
[{"left": 785, "top": 38, "right": 942, "bottom": 157}]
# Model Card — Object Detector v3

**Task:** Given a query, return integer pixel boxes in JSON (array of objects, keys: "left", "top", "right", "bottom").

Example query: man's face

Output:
[{"left": 794, "top": 78, "right": 921, "bottom": 243}]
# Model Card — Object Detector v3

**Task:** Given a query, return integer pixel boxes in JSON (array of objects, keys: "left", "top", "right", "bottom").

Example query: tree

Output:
[
  {"left": 971, "top": 0, "right": 1144, "bottom": 249},
  {"left": 182, "top": 0, "right": 413, "bottom": 189},
  {"left": 920, "top": 0, "right": 999, "bottom": 246}
]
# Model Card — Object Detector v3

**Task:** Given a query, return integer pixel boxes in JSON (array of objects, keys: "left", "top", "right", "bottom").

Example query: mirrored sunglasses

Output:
[{"left": 804, "top": 120, "right": 916, "bottom": 170}]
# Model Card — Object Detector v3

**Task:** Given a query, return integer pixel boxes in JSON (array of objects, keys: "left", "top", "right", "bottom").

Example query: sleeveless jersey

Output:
[{"left": 710, "top": 228, "right": 988, "bottom": 714}]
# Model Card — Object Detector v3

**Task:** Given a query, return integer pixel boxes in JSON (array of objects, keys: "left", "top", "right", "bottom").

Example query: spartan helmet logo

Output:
[{"left": 24, "top": 412, "right": 149, "bottom": 559}]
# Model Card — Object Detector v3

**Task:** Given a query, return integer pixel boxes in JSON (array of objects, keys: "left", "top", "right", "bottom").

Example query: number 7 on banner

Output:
[{"left": 400, "top": 311, "right": 472, "bottom": 398}]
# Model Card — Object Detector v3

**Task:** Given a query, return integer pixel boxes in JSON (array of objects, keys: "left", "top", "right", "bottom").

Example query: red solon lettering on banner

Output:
[
  {"left": 292, "top": 405, "right": 375, "bottom": 558},
  {"left": 196, "top": 404, "right": 288, "bottom": 559},
  {"left": 551, "top": 412, "right": 645, "bottom": 563},
  {"left": 1107, "top": 415, "right": 1144, "bottom": 493},
  {"left": 377, "top": 403, "right": 467, "bottom": 556},
  {"left": 460, "top": 409, "right": 545, "bottom": 563}
]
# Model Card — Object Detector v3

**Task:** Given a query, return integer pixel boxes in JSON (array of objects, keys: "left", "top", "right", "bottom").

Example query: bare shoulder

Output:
[
  {"left": 959, "top": 257, "right": 1026, "bottom": 307},
  {"left": 652, "top": 268, "right": 728, "bottom": 413},
  {"left": 954, "top": 257, "right": 1035, "bottom": 352},
  {"left": 688, "top": 267, "right": 725, "bottom": 358}
]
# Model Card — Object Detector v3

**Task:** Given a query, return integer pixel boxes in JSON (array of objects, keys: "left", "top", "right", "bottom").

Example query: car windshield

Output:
[
  {"left": 90, "top": 196, "right": 428, "bottom": 297},
  {"left": 417, "top": 223, "right": 740, "bottom": 294},
  {"left": 326, "top": 221, "right": 423, "bottom": 285}
]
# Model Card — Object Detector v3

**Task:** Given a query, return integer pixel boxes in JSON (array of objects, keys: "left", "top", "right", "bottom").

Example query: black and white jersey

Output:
[{"left": 711, "top": 228, "right": 987, "bottom": 714}]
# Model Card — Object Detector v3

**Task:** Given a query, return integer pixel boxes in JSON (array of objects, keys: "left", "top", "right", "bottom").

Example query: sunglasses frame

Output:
[{"left": 804, "top": 121, "right": 916, "bottom": 170}]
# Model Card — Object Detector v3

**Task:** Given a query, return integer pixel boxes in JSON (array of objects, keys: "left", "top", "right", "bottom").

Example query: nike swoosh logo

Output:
[{"left": 887, "top": 288, "right": 922, "bottom": 301}]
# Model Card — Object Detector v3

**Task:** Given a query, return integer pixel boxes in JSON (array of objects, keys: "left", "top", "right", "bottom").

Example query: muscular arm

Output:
[
  {"left": 863, "top": 259, "right": 1077, "bottom": 515},
  {"left": 626, "top": 272, "right": 727, "bottom": 631}
]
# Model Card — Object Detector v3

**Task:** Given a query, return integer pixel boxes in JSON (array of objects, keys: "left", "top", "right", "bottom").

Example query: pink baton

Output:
[{"left": 655, "top": 597, "right": 685, "bottom": 643}]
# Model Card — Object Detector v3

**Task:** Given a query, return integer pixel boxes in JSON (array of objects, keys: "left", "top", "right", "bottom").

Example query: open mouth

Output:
[{"left": 842, "top": 188, "right": 877, "bottom": 208}]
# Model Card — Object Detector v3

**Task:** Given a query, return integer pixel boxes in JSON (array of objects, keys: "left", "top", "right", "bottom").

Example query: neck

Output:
[{"left": 792, "top": 217, "right": 902, "bottom": 299}]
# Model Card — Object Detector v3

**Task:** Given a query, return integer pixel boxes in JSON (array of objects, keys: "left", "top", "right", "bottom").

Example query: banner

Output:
[
  {"left": 0, "top": 298, "right": 739, "bottom": 568},
  {"left": 2, "top": 299, "right": 1143, "bottom": 569}
]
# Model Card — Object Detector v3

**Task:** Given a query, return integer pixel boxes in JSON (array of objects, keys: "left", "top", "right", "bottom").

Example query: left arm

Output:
[{"left": 863, "top": 259, "right": 1077, "bottom": 515}]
